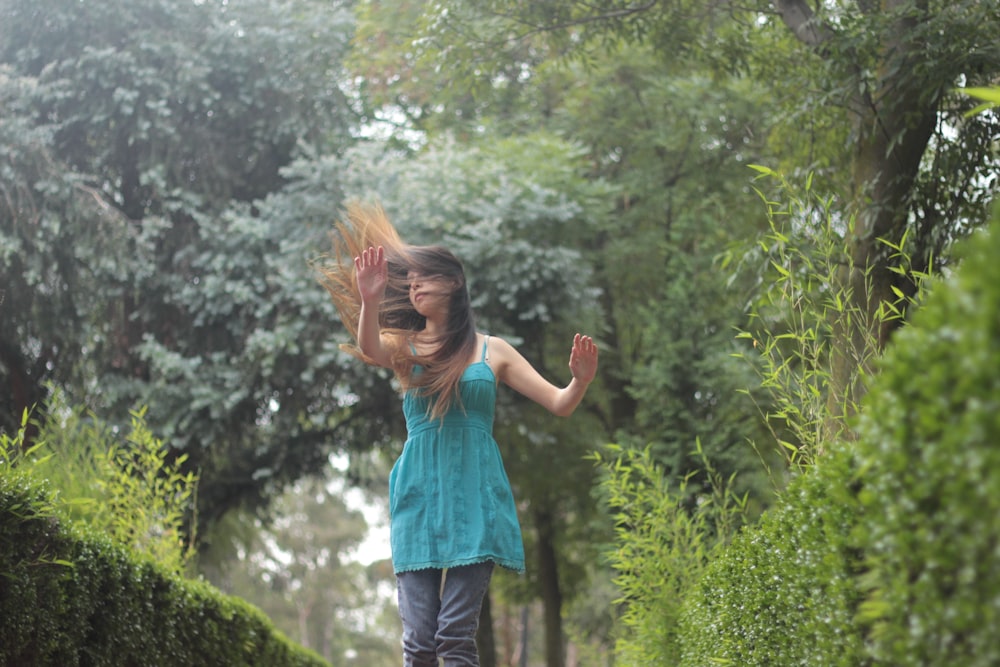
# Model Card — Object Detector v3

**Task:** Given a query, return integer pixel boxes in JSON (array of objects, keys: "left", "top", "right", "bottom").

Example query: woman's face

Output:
[{"left": 407, "top": 271, "right": 452, "bottom": 316}]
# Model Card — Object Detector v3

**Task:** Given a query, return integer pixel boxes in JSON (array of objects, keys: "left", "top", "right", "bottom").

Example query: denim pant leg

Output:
[
  {"left": 396, "top": 562, "right": 494, "bottom": 667},
  {"left": 397, "top": 568, "right": 443, "bottom": 667},
  {"left": 436, "top": 562, "right": 494, "bottom": 667}
]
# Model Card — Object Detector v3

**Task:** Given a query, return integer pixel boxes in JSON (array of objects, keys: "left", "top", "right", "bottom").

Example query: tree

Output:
[
  {"left": 0, "top": 0, "right": 376, "bottom": 529},
  {"left": 350, "top": 0, "right": 784, "bottom": 487},
  {"left": 760, "top": 1, "right": 1000, "bottom": 426},
  {"left": 398, "top": 0, "right": 1000, "bottom": 426},
  {"left": 0, "top": 68, "right": 124, "bottom": 438},
  {"left": 348, "top": 4, "right": 792, "bottom": 661},
  {"left": 547, "top": 48, "right": 777, "bottom": 496}
]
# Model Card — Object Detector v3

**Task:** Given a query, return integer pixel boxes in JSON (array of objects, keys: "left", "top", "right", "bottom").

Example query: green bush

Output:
[
  {"left": 593, "top": 442, "right": 746, "bottom": 666},
  {"left": 732, "top": 167, "right": 926, "bottom": 469},
  {"left": 676, "top": 202, "right": 1000, "bottom": 665},
  {"left": 0, "top": 472, "right": 329, "bottom": 667},
  {"left": 1, "top": 407, "right": 327, "bottom": 666},
  {"left": 851, "top": 209, "right": 1000, "bottom": 666},
  {"left": 678, "top": 442, "right": 866, "bottom": 666},
  {"left": 27, "top": 395, "right": 198, "bottom": 575}
]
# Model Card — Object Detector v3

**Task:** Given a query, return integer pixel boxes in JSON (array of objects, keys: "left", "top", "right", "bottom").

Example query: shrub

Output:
[
  {"left": 851, "top": 206, "right": 1000, "bottom": 666},
  {"left": 678, "top": 441, "right": 866, "bottom": 666},
  {"left": 593, "top": 441, "right": 746, "bottom": 666},
  {"left": 677, "top": 202, "right": 1000, "bottom": 665},
  {"left": 92, "top": 406, "right": 198, "bottom": 574},
  {"left": 0, "top": 471, "right": 329, "bottom": 666},
  {"left": 731, "top": 169, "right": 930, "bottom": 473},
  {"left": 27, "top": 395, "right": 198, "bottom": 574},
  {"left": 1, "top": 404, "right": 327, "bottom": 666}
]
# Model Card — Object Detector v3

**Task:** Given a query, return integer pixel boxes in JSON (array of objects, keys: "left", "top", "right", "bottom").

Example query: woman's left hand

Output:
[{"left": 568, "top": 334, "right": 599, "bottom": 384}]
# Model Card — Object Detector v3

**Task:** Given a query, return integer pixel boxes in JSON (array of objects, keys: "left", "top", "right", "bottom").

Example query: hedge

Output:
[
  {"left": 677, "top": 203, "right": 1000, "bottom": 666},
  {"left": 0, "top": 471, "right": 329, "bottom": 667},
  {"left": 677, "top": 441, "right": 866, "bottom": 666},
  {"left": 852, "top": 213, "right": 1000, "bottom": 666}
]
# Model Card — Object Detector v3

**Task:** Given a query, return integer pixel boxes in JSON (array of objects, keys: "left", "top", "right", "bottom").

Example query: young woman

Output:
[{"left": 320, "top": 203, "right": 598, "bottom": 667}]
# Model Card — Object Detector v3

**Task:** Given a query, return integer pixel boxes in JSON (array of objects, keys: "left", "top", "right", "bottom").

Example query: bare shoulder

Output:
[
  {"left": 484, "top": 333, "right": 517, "bottom": 360},
  {"left": 484, "top": 334, "right": 535, "bottom": 383}
]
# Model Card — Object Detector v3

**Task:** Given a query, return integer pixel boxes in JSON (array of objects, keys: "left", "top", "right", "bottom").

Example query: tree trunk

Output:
[
  {"left": 0, "top": 340, "right": 42, "bottom": 448},
  {"left": 832, "top": 0, "right": 938, "bottom": 420},
  {"left": 534, "top": 507, "right": 564, "bottom": 667},
  {"left": 777, "top": 0, "right": 939, "bottom": 429}
]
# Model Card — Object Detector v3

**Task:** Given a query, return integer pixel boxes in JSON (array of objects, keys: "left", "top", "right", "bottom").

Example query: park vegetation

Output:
[{"left": 2, "top": 0, "right": 998, "bottom": 665}]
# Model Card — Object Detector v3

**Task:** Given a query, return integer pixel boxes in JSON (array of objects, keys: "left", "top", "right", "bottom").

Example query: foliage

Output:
[
  {"left": 677, "top": 441, "right": 866, "bottom": 666},
  {"left": 0, "top": 0, "right": 382, "bottom": 533},
  {"left": 1, "top": 0, "right": 356, "bottom": 207},
  {"left": 397, "top": 0, "right": 1000, "bottom": 432},
  {"left": 1, "top": 399, "right": 325, "bottom": 664},
  {"left": 729, "top": 167, "right": 928, "bottom": 469},
  {"left": 547, "top": 47, "right": 777, "bottom": 504},
  {"left": 0, "top": 64, "right": 124, "bottom": 431},
  {"left": 961, "top": 86, "right": 1000, "bottom": 115},
  {"left": 591, "top": 441, "right": 746, "bottom": 666},
  {"left": 0, "top": 473, "right": 328, "bottom": 666},
  {"left": 851, "top": 201, "right": 1000, "bottom": 665},
  {"left": 674, "top": 201, "right": 1000, "bottom": 665},
  {"left": 0, "top": 408, "right": 59, "bottom": 519},
  {"left": 94, "top": 407, "right": 199, "bottom": 574},
  {"left": 4, "top": 394, "right": 198, "bottom": 574}
]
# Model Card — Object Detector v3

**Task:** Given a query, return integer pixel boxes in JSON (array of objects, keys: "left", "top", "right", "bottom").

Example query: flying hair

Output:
[{"left": 317, "top": 201, "right": 478, "bottom": 421}]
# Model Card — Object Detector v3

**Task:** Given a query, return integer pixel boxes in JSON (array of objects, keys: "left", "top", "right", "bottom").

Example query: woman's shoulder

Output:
[{"left": 480, "top": 333, "right": 521, "bottom": 365}]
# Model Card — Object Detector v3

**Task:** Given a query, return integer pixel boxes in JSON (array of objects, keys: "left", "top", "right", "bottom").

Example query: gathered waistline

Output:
[{"left": 406, "top": 416, "right": 493, "bottom": 436}]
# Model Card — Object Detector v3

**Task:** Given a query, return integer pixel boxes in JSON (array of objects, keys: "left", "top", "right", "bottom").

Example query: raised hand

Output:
[
  {"left": 568, "top": 333, "right": 599, "bottom": 384},
  {"left": 355, "top": 245, "right": 388, "bottom": 304}
]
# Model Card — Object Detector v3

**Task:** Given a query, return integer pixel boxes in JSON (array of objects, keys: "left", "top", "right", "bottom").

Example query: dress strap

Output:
[{"left": 481, "top": 335, "right": 490, "bottom": 362}]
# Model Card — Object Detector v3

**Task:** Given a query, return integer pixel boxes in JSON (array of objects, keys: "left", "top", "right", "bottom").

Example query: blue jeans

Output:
[{"left": 396, "top": 562, "right": 495, "bottom": 667}]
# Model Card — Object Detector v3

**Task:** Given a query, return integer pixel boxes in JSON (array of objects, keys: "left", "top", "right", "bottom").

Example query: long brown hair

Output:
[{"left": 317, "top": 201, "right": 478, "bottom": 420}]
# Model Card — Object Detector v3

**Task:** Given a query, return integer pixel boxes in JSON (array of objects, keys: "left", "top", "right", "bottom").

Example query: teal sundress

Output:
[{"left": 388, "top": 336, "right": 526, "bottom": 574}]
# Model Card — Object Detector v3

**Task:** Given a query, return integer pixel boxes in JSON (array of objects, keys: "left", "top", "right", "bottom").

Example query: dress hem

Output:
[{"left": 393, "top": 555, "right": 525, "bottom": 575}]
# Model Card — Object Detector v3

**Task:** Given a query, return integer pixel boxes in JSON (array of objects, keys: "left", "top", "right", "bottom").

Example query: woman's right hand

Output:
[{"left": 355, "top": 245, "right": 388, "bottom": 303}]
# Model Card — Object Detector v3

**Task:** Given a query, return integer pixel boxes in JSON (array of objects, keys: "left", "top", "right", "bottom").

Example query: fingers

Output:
[
  {"left": 354, "top": 245, "right": 385, "bottom": 271},
  {"left": 570, "top": 333, "right": 599, "bottom": 384},
  {"left": 572, "top": 333, "right": 598, "bottom": 357}
]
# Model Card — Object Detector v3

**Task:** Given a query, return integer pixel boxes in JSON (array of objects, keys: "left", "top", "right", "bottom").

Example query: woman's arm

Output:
[
  {"left": 355, "top": 246, "right": 395, "bottom": 368},
  {"left": 491, "top": 334, "right": 598, "bottom": 417}
]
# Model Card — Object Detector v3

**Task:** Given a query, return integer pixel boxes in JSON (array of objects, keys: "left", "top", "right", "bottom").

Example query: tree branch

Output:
[
  {"left": 489, "top": 1, "right": 660, "bottom": 33},
  {"left": 771, "top": 0, "right": 834, "bottom": 53}
]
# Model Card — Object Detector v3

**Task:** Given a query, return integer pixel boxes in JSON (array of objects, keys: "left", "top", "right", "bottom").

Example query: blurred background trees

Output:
[{"left": 2, "top": 0, "right": 997, "bottom": 665}]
